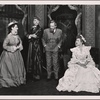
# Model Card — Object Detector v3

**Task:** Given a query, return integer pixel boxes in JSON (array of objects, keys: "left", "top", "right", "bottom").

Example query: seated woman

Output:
[
  {"left": 0, "top": 21, "right": 26, "bottom": 88},
  {"left": 56, "top": 34, "right": 100, "bottom": 93}
]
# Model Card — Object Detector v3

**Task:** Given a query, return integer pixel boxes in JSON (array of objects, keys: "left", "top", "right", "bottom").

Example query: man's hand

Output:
[
  {"left": 58, "top": 45, "right": 60, "bottom": 48},
  {"left": 44, "top": 45, "right": 47, "bottom": 47}
]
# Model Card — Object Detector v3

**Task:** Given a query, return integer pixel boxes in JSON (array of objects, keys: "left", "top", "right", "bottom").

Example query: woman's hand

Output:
[
  {"left": 28, "top": 35, "right": 32, "bottom": 39},
  {"left": 80, "top": 63, "right": 87, "bottom": 68},
  {"left": 31, "top": 34, "right": 37, "bottom": 38},
  {"left": 76, "top": 62, "right": 87, "bottom": 68},
  {"left": 11, "top": 46, "right": 17, "bottom": 52},
  {"left": 28, "top": 34, "right": 37, "bottom": 39},
  {"left": 16, "top": 45, "right": 20, "bottom": 50}
]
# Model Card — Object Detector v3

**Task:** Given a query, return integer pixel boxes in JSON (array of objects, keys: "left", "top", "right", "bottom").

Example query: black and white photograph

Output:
[{"left": 0, "top": 0, "right": 100, "bottom": 99}]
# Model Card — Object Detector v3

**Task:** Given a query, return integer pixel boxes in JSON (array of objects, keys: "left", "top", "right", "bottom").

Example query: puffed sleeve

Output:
[
  {"left": 86, "top": 46, "right": 95, "bottom": 67},
  {"left": 68, "top": 47, "right": 79, "bottom": 64},
  {"left": 86, "top": 46, "right": 92, "bottom": 61},
  {"left": 86, "top": 46, "right": 95, "bottom": 65},
  {"left": 3, "top": 36, "right": 15, "bottom": 52}
]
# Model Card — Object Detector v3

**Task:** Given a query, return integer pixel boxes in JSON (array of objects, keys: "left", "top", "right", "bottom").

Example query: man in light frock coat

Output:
[{"left": 42, "top": 20, "right": 62, "bottom": 80}]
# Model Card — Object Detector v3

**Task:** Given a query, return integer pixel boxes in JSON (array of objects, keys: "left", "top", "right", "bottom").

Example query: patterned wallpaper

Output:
[
  {"left": 84, "top": 5, "right": 95, "bottom": 47},
  {"left": 35, "top": 5, "right": 45, "bottom": 28},
  {"left": 35, "top": 5, "right": 96, "bottom": 47}
]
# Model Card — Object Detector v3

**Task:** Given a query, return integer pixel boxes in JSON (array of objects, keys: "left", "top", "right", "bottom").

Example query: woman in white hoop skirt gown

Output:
[{"left": 56, "top": 34, "right": 100, "bottom": 93}]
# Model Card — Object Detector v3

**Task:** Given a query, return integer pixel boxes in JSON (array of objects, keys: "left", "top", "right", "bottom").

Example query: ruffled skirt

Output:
[{"left": 56, "top": 64, "right": 100, "bottom": 93}]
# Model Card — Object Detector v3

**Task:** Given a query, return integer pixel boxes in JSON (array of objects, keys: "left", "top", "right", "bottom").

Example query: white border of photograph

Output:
[{"left": 0, "top": 0, "right": 100, "bottom": 99}]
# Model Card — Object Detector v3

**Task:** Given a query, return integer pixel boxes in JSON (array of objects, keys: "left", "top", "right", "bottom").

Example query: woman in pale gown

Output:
[
  {"left": 0, "top": 21, "right": 26, "bottom": 88},
  {"left": 56, "top": 34, "right": 100, "bottom": 93}
]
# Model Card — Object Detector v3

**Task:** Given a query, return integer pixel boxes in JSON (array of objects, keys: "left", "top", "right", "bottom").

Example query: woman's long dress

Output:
[
  {"left": 26, "top": 25, "right": 43, "bottom": 79},
  {"left": 0, "top": 34, "right": 26, "bottom": 87},
  {"left": 56, "top": 45, "right": 100, "bottom": 93}
]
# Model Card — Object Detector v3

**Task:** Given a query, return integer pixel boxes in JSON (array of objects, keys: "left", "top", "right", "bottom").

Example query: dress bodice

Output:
[
  {"left": 3, "top": 33, "right": 23, "bottom": 52},
  {"left": 71, "top": 45, "right": 91, "bottom": 62},
  {"left": 6, "top": 34, "right": 20, "bottom": 46}
]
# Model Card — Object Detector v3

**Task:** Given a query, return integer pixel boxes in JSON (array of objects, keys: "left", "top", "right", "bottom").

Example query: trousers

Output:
[{"left": 46, "top": 51, "right": 59, "bottom": 79}]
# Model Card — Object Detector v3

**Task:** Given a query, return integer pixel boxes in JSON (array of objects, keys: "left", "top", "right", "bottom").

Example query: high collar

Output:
[
  {"left": 49, "top": 28, "right": 57, "bottom": 34},
  {"left": 9, "top": 32, "right": 18, "bottom": 36},
  {"left": 32, "top": 25, "right": 39, "bottom": 29}
]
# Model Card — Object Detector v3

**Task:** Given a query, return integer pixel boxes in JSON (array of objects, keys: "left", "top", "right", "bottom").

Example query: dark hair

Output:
[
  {"left": 33, "top": 16, "right": 40, "bottom": 21},
  {"left": 76, "top": 35, "right": 86, "bottom": 44},
  {"left": 8, "top": 23, "right": 18, "bottom": 33}
]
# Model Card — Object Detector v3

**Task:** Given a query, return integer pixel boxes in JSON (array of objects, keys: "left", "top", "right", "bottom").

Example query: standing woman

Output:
[
  {"left": 26, "top": 17, "right": 43, "bottom": 80},
  {"left": 0, "top": 21, "right": 26, "bottom": 88}
]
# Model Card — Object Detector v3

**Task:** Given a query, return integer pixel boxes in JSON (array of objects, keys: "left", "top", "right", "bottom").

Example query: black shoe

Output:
[
  {"left": 32, "top": 78, "right": 40, "bottom": 82},
  {"left": 55, "top": 78, "right": 59, "bottom": 81},
  {"left": 54, "top": 74, "right": 58, "bottom": 80},
  {"left": 34, "top": 75, "right": 40, "bottom": 80},
  {"left": 54, "top": 75, "right": 59, "bottom": 81},
  {"left": 46, "top": 75, "right": 51, "bottom": 81},
  {"left": 46, "top": 77, "right": 51, "bottom": 82},
  {"left": 32, "top": 75, "right": 40, "bottom": 82}
]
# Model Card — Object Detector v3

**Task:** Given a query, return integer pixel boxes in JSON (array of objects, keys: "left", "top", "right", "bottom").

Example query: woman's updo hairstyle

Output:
[{"left": 76, "top": 34, "right": 86, "bottom": 44}]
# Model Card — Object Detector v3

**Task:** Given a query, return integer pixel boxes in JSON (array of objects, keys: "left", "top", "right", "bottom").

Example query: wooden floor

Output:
[
  {"left": 0, "top": 74, "right": 100, "bottom": 96},
  {"left": 0, "top": 40, "right": 100, "bottom": 96}
]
